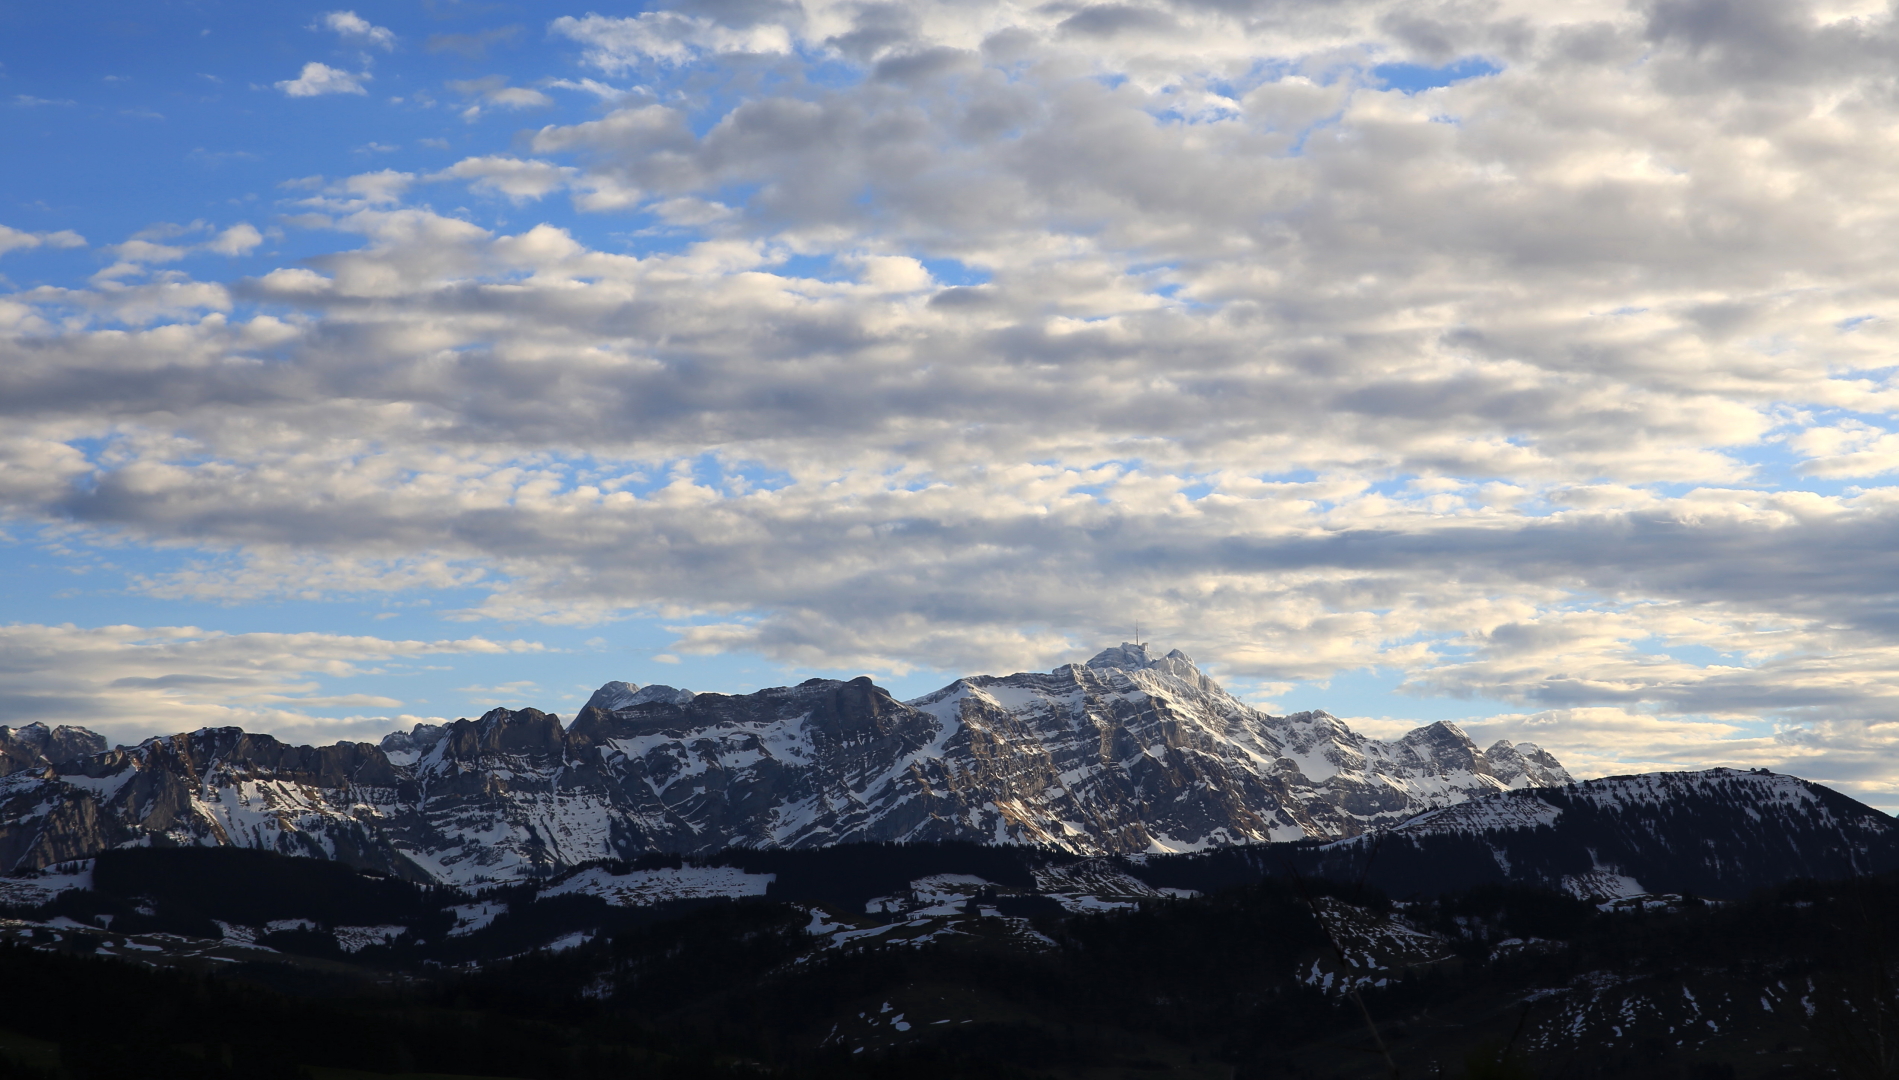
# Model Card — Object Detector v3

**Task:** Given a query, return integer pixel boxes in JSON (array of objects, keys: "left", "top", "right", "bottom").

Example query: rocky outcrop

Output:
[
  {"left": 0, "top": 723, "right": 107, "bottom": 777},
  {"left": 0, "top": 645, "right": 1572, "bottom": 885}
]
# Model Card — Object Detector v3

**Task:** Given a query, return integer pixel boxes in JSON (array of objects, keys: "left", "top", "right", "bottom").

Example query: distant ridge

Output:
[
  {"left": 1325, "top": 767, "right": 1899, "bottom": 899},
  {"left": 1122, "top": 767, "right": 1899, "bottom": 902}
]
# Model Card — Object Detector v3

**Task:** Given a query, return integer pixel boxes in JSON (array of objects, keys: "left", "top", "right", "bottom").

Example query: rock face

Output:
[
  {"left": 0, "top": 644, "right": 1570, "bottom": 886},
  {"left": 0, "top": 724, "right": 107, "bottom": 777}
]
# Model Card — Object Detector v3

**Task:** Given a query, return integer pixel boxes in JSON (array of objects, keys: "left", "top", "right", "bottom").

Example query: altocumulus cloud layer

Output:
[{"left": 7, "top": 0, "right": 1899, "bottom": 801}]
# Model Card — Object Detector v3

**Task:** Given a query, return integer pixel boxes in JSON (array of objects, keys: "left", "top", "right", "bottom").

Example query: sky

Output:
[{"left": 6, "top": 0, "right": 1899, "bottom": 808}]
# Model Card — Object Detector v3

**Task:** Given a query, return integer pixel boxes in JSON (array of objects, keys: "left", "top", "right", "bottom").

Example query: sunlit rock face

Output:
[
  {"left": 900, "top": 643, "right": 1569, "bottom": 851},
  {"left": 0, "top": 645, "right": 1569, "bottom": 885}
]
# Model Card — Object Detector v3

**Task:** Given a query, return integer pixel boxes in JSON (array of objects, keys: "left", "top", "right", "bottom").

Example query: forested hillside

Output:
[{"left": 0, "top": 842, "right": 1893, "bottom": 1078}]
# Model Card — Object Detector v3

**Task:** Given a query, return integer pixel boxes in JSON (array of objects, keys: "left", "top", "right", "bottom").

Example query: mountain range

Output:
[
  {"left": 7, "top": 644, "right": 1899, "bottom": 1079},
  {"left": 0, "top": 644, "right": 1570, "bottom": 884},
  {"left": 4, "top": 762, "right": 1897, "bottom": 1080}
]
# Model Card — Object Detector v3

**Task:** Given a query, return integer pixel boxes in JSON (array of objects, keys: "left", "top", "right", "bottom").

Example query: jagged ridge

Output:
[
  {"left": 0, "top": 644, "right": 1569, "bottom": 885},
  {"left": 0, "top": 723, "right": 106, "bottom": 777}
]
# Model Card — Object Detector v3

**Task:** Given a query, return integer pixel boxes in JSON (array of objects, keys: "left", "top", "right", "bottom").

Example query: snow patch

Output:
[
  {"left": 542, "top": 864, "right": 774, "bottom": 907},
  {"left": 334, "top": 925, "right": 406, "bottom": 953}
]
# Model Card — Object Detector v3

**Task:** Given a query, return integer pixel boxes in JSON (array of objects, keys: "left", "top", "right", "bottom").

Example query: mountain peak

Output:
[
  {"left": 1086, "top": 642, "right": 1155, "bottom": 670},
  {"left": 1084, "top": 642, "right": 1199, "bottom": 673},
  {"left": 584, "top": 681, "right": 695, "bottom": 713},
  {"left": 0, "top": 722, "right": 108, "bottom": 777},
  {"left": 379, "top": 722, "right": 447, "bottom": 757}
]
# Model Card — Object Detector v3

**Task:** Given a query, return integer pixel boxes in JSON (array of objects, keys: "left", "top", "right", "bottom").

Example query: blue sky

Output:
[
  {"left": 7, "top": 0, "right": 1899, "bottom": 808},
  {"left": 6, "top": 2, "right": 620, "bottom": 287}
]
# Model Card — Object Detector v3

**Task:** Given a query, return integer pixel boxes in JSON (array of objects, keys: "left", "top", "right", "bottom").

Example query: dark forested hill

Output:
[
  {"left": 0, "top": 835, "right": 1897, "bottom": 1078},
  {"left": 0, "top": 857, "right": 1896, "bottom": 1079}
]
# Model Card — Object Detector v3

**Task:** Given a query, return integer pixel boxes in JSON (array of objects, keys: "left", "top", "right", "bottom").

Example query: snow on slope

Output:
[{"left": 543, "top": 865, "right": 775, "bottom": 907}]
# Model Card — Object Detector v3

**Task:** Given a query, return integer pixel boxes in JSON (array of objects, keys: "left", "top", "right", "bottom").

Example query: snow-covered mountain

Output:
[
  {"left": 0, "top": 644, "right": 1570, "bottom": 886},
  {"left": 897, "top": 643, "right": 1568, "bottom": 847}
]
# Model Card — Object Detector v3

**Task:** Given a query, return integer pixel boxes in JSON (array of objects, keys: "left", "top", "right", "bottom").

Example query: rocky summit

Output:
[
  {"left": 0, "top": 644, "right": 1569, "bottom": 886},
  {"left": 0, "top": 723, "right": 106, "bottom": 778}
]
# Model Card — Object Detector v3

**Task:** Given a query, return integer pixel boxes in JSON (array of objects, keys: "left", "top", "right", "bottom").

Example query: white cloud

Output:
[
  {"left": 447, "top": 76, "right": 555, "bottom": 120},
  {"left": 546, "top": 77, "right": 639, "bottom": 101},
  {"left": 206, "top": 223, "right": 264, "bottom": 256},
  {"left": 550, "top": 13, "right": 794, "bottom": 70},
  {"left": 276, "top": 62, "right": 369, "bottom": 97},
  {"left": 111, "top": 239, "right": 188, "bottom": 263},
  {"left": 317, "top": 10, "right": 396, "bottom": 50},
  {"left": 487, "top": 87, "right": 553, "bottom": 109},
  {"left": 0, "top": 227, "right": 35, "bottom": 257},
  {"left": 81, "top": 222, "right": 264, "bottom": 272},
  {"left": 429, "top": 156, "right": 575, "bottom": 201},
  {"left": 0, "top": 622, "right": 544, "bottom": 745},
  {"left": 1792, "top": 421, "right": 1899, "bottom": 477},
  {"left": 285, "top": 170, "right": 416, "bottom": 213},
  {"left": 342, "top": 169, "right": 414, "bottom": 205},
  {"left": 0, "top": 226, "right": 85, "bottom": 256}
]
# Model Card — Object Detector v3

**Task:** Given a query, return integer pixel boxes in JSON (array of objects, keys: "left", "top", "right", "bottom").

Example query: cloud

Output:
[
  {"left": 429, "top": 156, "right": 575, "bottom": 201},
  {"left": 0, "top": 226, "right": 85, "bottom": 256},
  {"left": 80, "top": 221, "right": 265, "bottom": 276},
  {"left": 447, "top": 75, "right": 555, "bottom": 120},
  {"left": 341, "top": 169, "right": 414, "bottom": 205},
  {"left": 317, "top": 10, "right": 396, "bottom": 50},
  {"left": 1791, "top": 420, "right": 1899, "bottom": 477},
  {"left": 110, "top": 239, "right": 188, "bottom": 264},
  {"left": 283, "top": 170, "right": 416, "bottom": 214},
  {"left": 206, "top": 223, "right": 263, "bottom": 256},
  {"left": 550, "top": 12, "right": 794, "bottom": 70},
  {"left": 0, "top": 622, "right": 544, "bottom": 745},
  {"left": 276, "top": 61, "right": 369, "bottom": 97},
  {"left": 545, "top": 78, "right": 641, "bottom": 103}
]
